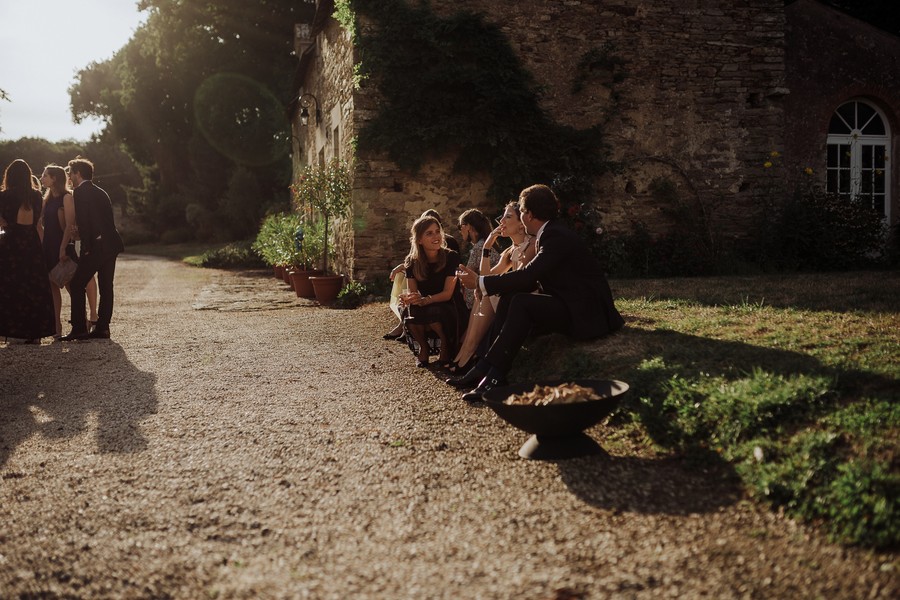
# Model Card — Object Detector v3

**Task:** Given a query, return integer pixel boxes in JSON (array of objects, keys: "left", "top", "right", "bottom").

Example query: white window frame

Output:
[{"left": 825, "top": 99, "right": 892, "bottom": 222}]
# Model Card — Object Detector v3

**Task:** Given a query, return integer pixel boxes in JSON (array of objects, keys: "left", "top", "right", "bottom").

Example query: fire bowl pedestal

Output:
[{"left": 482, "top": 379, "right": 630, "bottom": 460}]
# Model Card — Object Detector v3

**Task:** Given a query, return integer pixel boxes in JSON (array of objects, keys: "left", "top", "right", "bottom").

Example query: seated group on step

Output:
[{"left": 382, "top": 184, "right": 625, "bottom": 403}]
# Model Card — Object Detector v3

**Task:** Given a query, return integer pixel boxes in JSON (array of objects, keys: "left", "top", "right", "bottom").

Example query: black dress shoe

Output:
[
  {"left": 87, "top": 328, "right": 111, "bottom": 339},
  {"left": 60, "top": 330, "right": 90, "bottom": 342},
  {"left": 445, "top": 360, "right": 489, "bottom": 388},
  {"left": 462, "top": 369, "right": 507, "bottom": 403}
]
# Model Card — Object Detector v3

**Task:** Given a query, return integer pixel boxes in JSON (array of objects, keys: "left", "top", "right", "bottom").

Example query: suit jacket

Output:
[
  {"left": 73, "top": 181, "right": 124, "bottom": 256},
  {"left": 482, "top": 220, "right": 624, "bottom": 339}
]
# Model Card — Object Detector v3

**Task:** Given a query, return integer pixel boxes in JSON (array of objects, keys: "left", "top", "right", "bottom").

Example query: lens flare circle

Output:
[{"left": 193, "top": 72, "right": 289, "bottom": 166}]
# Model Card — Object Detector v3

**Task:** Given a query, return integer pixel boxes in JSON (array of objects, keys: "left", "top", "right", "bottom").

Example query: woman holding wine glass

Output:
[
  {"left": 400, "top": 215, "right": 468, "bottom": 368},
  {"left": 446, "top": 201, "right": 535, "bottom": 377}
]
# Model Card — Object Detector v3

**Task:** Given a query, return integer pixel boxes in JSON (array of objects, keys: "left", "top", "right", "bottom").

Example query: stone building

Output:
[{"left": 289, "top": 0, "right": 898, "bottom": 281}]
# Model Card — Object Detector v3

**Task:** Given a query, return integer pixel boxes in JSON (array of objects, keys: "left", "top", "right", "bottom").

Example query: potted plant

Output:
[
  {"left": 290, "top": 159, "right": 352, "bottom": 304},
  {"left": 253, "top": 212, "right": 294, "bottom": 280},
  {"left": 288, "top": 218, "right": 326, "bottom": 298}
]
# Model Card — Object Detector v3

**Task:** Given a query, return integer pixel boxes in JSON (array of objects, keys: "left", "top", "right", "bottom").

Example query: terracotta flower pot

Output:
[
  {"left": 285, "top": 267, "right": 298, "bottom": 291},
  {"left": 309, "top": 274, "right": 344, "bottom": 305},
  {"left": 290, "top": 269, "right": 323, "bottom": 298},
  {"left": 274, "top": 265, "right": 285, "bottom": 279}
]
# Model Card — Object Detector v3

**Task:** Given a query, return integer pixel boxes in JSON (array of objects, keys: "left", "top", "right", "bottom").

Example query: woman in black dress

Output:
[
  {"left": 38, "top": 165, "right": 100, "bottom": 337},
  {"left": 0, "top": 159, "right": 55, "bottom": 343},
  {"left": 401, "top": 215, "right": 468, "bottom": 368}
]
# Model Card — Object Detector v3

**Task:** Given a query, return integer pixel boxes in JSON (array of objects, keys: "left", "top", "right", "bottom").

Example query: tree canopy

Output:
[{"left": 69, "top": 0, "right": 316, "bottom": 241}]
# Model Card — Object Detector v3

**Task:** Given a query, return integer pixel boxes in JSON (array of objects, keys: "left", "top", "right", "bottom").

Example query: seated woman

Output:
[
  {"left": 446, "top": 201, "right": 535, "bottom": 376},
  {"left": 383, "top": 209, "right": 459, "bottom": 340},
  {"left": 400, "top": 215, "right": 468, "bottom": 368},
  {"left": 457, "top": 208, "right": 499, "bottom": 310}
]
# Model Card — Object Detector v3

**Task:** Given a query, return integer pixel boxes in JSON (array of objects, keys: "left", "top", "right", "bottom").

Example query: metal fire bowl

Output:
[{"left": 482, "top": 379, "right": 630, "bottom": 460}]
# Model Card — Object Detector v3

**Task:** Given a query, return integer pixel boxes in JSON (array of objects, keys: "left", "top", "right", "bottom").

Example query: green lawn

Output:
[{"left": 513, "top": 270, "right": 899, "bottom": 549}]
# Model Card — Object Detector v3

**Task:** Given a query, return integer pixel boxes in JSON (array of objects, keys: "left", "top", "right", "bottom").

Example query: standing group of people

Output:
[
  {"left": 0, "top": 157, "right": 124, "bottom": 344},
  {"left": 385, "top": 184, "right": 625, "bottom": 403}
]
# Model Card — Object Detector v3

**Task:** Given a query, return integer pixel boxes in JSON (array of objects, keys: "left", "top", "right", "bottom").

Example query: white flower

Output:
[{"left": 753, "top": 446, "right": 764, "bottom": 462}]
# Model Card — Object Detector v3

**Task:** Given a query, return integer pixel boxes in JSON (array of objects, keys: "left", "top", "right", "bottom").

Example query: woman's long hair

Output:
[
  {"left": 458, "top": 208, "right": 492, "bottom": 242},
  {"left": 405, "top": 215, "right": 447, "bottom": 281},
  {"left": 2, "top": 159, "right": 37, "bottom": 210},
  {"left": 42, "top": 165, "right": 70, "bottom": 202}
]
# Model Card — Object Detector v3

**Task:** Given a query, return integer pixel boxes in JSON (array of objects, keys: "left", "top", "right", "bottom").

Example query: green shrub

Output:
[
  {"left": 252, "top": 212, "right": 324, "bottom": 268},
  {"left": 198, "top": 241, "right": 266, "bottom": 269},
  {"left": 764, "top": 186, "right": 887, "bottom": 271},
  {"left": 333, "top": 280, "right": 370, "bottom": 309}
]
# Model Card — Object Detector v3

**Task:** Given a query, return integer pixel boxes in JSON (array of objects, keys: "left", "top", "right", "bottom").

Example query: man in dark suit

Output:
[
  {"left": 453, "top": 184, "right": 624, "bottom": 401},
  {"left": 60, "top": 157, "right": 125, "bottom": 341}
]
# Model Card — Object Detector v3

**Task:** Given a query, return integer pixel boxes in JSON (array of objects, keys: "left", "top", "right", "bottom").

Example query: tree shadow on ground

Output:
[
  {"left": 556, "top": 451, "right": 740, "bottom": 515},
  {"left": 512, "top": 325, "right": 896, "bottom": 513},
  {"left": 0, "top": 341, "right": 157, "bottom": 469}
]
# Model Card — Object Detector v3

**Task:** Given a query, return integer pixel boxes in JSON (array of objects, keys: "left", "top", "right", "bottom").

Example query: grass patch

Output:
[{"left": 511, "top": 270, "right": 899, "bottom": 549}]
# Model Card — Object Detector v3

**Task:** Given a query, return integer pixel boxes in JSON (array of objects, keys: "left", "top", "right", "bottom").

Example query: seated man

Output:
[{"left": 453, "top": 184, "right": 625, "bottom": 402}]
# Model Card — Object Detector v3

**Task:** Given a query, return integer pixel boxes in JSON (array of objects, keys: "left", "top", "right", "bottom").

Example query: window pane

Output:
[
  {"left": 874, "top": 146, "right": 886, "bottom": 168},
  {"left": 862, "top": 113, "right": 886, "bottom": 135},
  {"left": 827, "top": 144, "right": 838, "bottom": 166},
  {"left": 875, "top": 174, "right": 885, "bottom": 194},
  {"left": 861, "top": 173, "right": 872, "bottom": 194},
  {"left": 841, "top": 145, "right": 852, "bottom": 168},
  {"left": 862, "top": 145, "right": 873, "bottom": 169},
  {"left": 838, "top": 103, "right": 856, "bottom": 128},
  {"left": 839, "top": 170, "right": 850, "bottom": 193},
  {"left": 826, "top": 170, "right": 837, "bottom": 192},
  {"left": 857, "top": 102, "right": 875, "bottom": 128},
  {"left": 829, "top": 113, "right": 851, "bottom": 134}
]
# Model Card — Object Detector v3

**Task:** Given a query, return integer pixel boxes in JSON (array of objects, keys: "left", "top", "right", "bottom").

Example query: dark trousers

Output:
[
  {"left": 484, "top": 292, "right": 572, "bottom": 374},
  {"left": 69, "top": 248, "right": 118, "bottom": 332}
]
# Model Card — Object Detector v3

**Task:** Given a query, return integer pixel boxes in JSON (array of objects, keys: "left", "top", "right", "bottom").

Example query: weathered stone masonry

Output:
[{"left": 292, "top": 0, "right": 896, "bottom": 282}]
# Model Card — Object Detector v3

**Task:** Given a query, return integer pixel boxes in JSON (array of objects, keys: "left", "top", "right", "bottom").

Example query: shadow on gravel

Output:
[
  {"left": 557, "top": 453, "right": 740, "bottom": 515},
  {"left": 0, "top": 342, "right": 157, "bottom": 468}
]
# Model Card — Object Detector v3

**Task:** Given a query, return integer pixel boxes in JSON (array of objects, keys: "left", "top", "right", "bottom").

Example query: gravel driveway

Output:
[{"left": 1, "top": 255, "right": 896, "bottom": 599}]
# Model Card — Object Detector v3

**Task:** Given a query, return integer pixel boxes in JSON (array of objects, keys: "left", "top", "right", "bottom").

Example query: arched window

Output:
[{"left": 826, "top": 99, "right": 891, "bottom": 220}]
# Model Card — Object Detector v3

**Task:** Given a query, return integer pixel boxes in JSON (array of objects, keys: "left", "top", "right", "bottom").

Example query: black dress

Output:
[
  {"left": 0, "top": 190, "right": 55, "bottom": 340},
  {"left": 404, "top": 250, "right": 469, "bottom": 357},
  {"left": 41, "top": 192, "right": 77, "bottom": 271}
]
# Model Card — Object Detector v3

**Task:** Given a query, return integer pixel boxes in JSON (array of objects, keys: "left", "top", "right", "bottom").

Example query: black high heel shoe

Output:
[
  {"left": 446, "top": 361, "right": 488, "bottom": 388},
  {"left": 447, "top": 356, "right": 476, "bottom": 375}
]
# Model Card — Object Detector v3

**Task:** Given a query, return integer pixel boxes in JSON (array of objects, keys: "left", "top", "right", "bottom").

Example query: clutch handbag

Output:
[{"left": 49, "top": 259, "right": 77, "bottom": 288}]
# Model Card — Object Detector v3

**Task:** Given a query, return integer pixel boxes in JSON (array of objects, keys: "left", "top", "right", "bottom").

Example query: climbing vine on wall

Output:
[{"left": 343, "top": 0, "right": 617, "bottom": 203}]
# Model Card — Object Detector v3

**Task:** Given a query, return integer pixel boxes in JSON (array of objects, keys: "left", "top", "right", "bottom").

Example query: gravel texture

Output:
[{"left": 0, "top": 255, "right": 896, "bottom": 599}]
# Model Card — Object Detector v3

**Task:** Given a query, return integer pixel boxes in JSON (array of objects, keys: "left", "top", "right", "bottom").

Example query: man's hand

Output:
[{"left": 456, "top": 265, "right": 478, "bottom": 290}]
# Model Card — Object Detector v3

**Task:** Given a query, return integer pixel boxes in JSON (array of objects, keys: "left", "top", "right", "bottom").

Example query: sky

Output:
[{"left": 0, "top": 1, "right": 147, "bottom": 142}]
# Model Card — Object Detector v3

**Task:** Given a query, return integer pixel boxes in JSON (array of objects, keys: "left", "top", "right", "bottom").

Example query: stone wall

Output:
[
  {"left": 298, "top": 0, "right": 789, "bottom": 280},
  {"left": 293, "top": 15, "right": 357, "bottom": 276}
]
